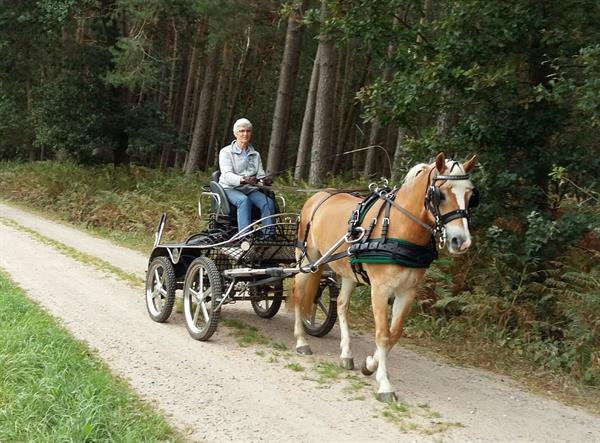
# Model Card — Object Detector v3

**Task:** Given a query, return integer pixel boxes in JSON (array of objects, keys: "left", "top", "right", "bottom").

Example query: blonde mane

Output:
[
  {"left": 403, "top": 158, "right": 466, "bottom": 186},
  {"left": 403, "top": 163, "right": 428, "bottom": 185}
]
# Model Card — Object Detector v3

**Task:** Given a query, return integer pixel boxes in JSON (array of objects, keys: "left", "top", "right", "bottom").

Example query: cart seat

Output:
[
  {"left": 209, "top": 171, "right": 279, "bottom": 232},
  {"left": 210, "top": 171, "right": 234, "bottom": 225}
]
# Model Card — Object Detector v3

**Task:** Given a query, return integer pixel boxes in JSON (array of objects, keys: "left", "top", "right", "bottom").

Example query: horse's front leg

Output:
[
  {"left": 362, "top": 286, "right": 397, "bottom": 402},
  {"left": 388, "top": 288, "right": 416, "bottom": 349},
  {"left": 362, "top": 287, "right": 417, "bottom": 402},
  {"left": 338, "top": 277, "right": 357, "bottom": 369}
]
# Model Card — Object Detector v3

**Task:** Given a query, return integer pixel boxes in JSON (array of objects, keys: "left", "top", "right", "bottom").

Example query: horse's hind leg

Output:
[
  {"left": 293, "top": 269, "right": 323, "bottom": 355},
  {"left": 338, "top": 277, "right": 357, "bottom": 369}
]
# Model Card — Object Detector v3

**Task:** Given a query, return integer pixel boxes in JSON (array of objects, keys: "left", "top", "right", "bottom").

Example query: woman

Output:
[{"left": 218, "top": 118, "right": 275, "bottom": 235}]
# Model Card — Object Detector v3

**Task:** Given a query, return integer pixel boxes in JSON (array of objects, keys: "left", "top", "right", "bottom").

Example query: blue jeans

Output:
[{"left": 224, "top": 188, "right": 275, "bottom": 235}]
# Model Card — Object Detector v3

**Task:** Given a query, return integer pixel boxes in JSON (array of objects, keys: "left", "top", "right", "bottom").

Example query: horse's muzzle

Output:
[{"left": 449, "top": 235, "right": 471, "bottom": 253}]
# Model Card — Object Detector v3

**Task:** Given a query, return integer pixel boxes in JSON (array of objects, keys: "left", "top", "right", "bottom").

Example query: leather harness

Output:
[{"left": 296, "top": 174, "right": 477, "bottom": 285}]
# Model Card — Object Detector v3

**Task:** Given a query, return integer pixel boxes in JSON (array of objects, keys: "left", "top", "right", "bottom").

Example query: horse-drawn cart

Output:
[
  {"left": 145, "top": 153, "right": 479, "bottom": 402},
  {"left": 144, "top": 174, "right": 338, "bottom": 341}
]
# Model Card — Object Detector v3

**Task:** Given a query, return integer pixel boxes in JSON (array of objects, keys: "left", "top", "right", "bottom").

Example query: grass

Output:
[
  {"left": 1, "top": 160, "right": 598, "bottom": 415},
  {"left": 0, "top": 217, "right": 143, "bottom": 287},
  {"left": 380, "top": 400, "right": 464, "bottom": 435},
  {"left": 221, "top": 318, "right": 270, "bottom": 347},
  {"left": 285, "top": 363, "right": 305, "bottom": 372},
  {"left": 0, "top": 271, "right": 182, "bottom": 442}
]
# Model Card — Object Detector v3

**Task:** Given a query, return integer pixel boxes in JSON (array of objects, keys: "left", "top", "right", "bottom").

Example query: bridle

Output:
[
  {"left": 424, "top": 169, "right": 479, "bottom": 247},
  {"left": 372, "top": 168, "right": 479, "bottom": 249}
]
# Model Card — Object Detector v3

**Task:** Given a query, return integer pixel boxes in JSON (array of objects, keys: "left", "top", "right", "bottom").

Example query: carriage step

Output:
[{"left": 223, "top": 267, "right": 287, "bottom": 278}]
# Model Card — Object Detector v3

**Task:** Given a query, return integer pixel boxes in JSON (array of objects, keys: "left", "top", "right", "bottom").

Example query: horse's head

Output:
[{"left": 426, "top": 152, "right": 478, "bottom": 254}]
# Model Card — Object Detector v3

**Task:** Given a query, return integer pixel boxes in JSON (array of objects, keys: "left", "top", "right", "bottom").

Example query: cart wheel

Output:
[
  {"left": 183, "top": 257, "right": 222, "bottom": 341},
  {"left": 145, "top": 256, "right": 176, "bottom": 323},
  {"left": 250, "top": 281, "right": 283, "bottom": 319},
  {"left": 303, "top": 277, "right": 339, "bottom": 337}
]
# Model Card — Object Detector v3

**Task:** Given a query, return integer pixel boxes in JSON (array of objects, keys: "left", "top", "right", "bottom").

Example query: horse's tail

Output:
[{"left": 289, "top": 192, "right": 328, "bottom": 316}]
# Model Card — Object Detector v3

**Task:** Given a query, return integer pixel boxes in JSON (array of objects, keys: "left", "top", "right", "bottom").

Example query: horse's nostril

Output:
[{"left": 451, "top": 237, "right": 460, "bottom": 248}]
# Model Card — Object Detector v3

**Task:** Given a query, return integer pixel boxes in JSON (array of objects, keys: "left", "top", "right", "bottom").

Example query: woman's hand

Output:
[{"left": 242, "top": 176, "right": 258, "bottom": 185}]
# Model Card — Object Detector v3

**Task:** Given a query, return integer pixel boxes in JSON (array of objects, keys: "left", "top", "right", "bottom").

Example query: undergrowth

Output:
[{"left": 1, "top": 160, "right": 598, "bottom": 407}]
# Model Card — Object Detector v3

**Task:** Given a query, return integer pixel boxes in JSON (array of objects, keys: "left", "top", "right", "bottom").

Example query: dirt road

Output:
[{"left": 1, "top": 202, "right": 598, "bottom": 442}]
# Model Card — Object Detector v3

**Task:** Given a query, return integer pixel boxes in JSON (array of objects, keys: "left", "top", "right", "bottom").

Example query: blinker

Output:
[{"left": 468, "top": 188, "right": 480, "bottom": 209}]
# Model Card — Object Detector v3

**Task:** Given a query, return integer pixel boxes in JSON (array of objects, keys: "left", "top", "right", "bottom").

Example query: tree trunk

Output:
[
  {"left": 176, "top": 21, "right": 205, "bottom": 170},
  {"left": 178, "top": 21, "right": 205, "bottom": 140},
  {"left": 364, "top": 34, "right": 396, "bottom": 177},
  {"left": 206, "top": 43, "right": 231, "bottom": 170},
  {"left": 266, "top": 0, "right": 308, "bottom": 176},
  {"left": 332, "top": 51, "right": 371, "bottom": 173},
  {"left": 391, "top": 128, "right": 407, "bottom": 183},
  {"left": 363, "top": 120, "right": 382, "bottom": 177},
  {"left": 184, "top": 45, "right": 220, "bottom": 176},
  {"left": 100, "top": 0, "right": 130, "bottom": 167},
  {"left": 294, "top": 46, "right": 320, "bottom": 182},
  {"left": 160, "top": 19, "right": 179, "bottom": 170},
  {"left": 221, "top": 28, "right": 252, "bottom": 147},
  {"left": 309, "top": 1, "right": 336, "bottom": 186}
]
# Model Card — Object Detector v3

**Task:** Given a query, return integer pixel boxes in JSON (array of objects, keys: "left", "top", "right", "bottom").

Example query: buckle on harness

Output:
[{"left": 345, "top": 227, "right": 365, "bottom": 243}]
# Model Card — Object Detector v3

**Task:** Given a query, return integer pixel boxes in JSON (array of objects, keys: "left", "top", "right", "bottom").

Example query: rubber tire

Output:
[
  {"left": 250, "top": 280, "right": 284, "bottom": 319},
  {"left": 145, "top": 256, "right": 176, "bottom": 323},
  {"left": 183, "top": 257, "right": 222, "bottom": 341},
  {"left": 303, "top": 277, "right": 339, "bottom": 337}
]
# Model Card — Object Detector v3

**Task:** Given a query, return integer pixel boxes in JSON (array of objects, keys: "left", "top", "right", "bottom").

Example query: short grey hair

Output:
[{"left": 233, "top": 118, "right": 252, "bottom": 134}]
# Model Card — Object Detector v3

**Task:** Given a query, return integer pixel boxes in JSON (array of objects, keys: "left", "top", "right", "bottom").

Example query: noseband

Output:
[{"left": 423, "top": 173, "right": 479, "bottom": 247}]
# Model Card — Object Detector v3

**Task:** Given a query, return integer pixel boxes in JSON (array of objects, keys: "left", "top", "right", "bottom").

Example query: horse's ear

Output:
[
  {"left": 435, "top": 152, "right": 446, "bottom": 174},
  {"left": 463, "top": 155, "right": 478, "bottom": 173}
]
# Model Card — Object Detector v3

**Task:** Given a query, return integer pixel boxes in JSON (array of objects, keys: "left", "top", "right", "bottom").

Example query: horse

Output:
[{"left": 290, "top": 152, "right": 478, "bottom": 402}]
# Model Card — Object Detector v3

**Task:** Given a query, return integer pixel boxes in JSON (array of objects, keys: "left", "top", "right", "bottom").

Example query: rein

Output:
[{"left": 296, "top": 170, "right": 476, "bottom": 281}]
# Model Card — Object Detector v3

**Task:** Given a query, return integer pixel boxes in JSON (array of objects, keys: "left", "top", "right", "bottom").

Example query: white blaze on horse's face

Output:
[{"left": 440, "top": 165, "right": 473, "bottom": 254}]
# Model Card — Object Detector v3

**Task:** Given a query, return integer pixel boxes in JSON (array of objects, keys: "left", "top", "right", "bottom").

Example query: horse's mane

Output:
[
  {"left": 403, "top": 163, "right": 428, "bottom": 185},
  {"left": 403, "top": 158, "right": 466, "bottom": 186}
]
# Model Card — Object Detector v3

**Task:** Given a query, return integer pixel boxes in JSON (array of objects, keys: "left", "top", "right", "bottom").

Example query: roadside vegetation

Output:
[
  {"left": 0, "top": 270, "right": 183, "bottom": 442},
  {"left": 1, "top": 160, "right": 598, "bottom": 414}
]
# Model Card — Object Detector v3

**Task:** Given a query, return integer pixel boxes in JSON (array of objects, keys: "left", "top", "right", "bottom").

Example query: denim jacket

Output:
[{"left": 218, "top": 141, "right": 266, "bottom": 190}]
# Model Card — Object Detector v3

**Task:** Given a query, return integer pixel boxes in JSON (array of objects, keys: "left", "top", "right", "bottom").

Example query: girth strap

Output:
[{"left": 349, "top": 237, "right": 438, "bottom": 268}]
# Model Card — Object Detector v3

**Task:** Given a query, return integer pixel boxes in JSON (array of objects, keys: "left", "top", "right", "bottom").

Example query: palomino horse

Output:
[{"left": 291, "top": 152, "right": 477, "bottom": 402}]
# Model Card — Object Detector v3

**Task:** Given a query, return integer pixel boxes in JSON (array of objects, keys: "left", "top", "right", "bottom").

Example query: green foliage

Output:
[
  {"left": 0, "top": 160, "right": 598, "bottom": 388},
  {"left": 337, "top": 0, "right": 599, "bottom": 223}
]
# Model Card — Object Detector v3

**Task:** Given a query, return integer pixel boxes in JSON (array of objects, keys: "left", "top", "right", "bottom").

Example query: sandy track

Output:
[{"left": 1, "top": 202, "right": 599, "bottom": 443}]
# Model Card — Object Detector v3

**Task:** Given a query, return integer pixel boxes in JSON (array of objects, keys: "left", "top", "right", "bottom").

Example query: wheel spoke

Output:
[
  {"left": 198, "top": 267, "right": 205, "bottom": 294},
  {"left": 189, "top": 287, "right": 201, "bottom": 303},
  {"left": 154, "top": 269, "right": 162, "bottom": 289},
  {"left": 193, "top": 302, "right": 201, "bottom": 324},
  {"left": 317, "top": 299, "right": 327, "bottom": 314},
  {"left": 200, "top": 302, "right": 210, "bottom": 323},
  {"left": 309, "top": 305, "right": 317, "bottom": 324}
]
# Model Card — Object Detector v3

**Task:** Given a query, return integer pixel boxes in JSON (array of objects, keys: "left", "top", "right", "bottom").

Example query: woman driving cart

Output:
[{"left": 218, "top": 118, "right": 275, "bottom": 236}]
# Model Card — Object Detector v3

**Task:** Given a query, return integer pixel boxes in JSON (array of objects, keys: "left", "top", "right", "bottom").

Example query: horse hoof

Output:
[
  {"left": 361, "top": 359, "right": 374, "bottom": 376},
  {"left": 340, "top": 358, "right": 354, "bottom": 370},
  {"left": 296, "top": 345, "right": 313, "bottom": 355},
  {"left": 377, "top": 392, "right": 398, "bottom": 403}
]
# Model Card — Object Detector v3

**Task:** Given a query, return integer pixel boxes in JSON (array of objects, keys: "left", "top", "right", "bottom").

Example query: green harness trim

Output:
[{"left": 349, "top": 237, "right": 438, "bottom": 269}]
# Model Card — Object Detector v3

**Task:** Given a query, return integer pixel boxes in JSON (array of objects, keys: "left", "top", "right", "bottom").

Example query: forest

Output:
[{"left": 0, "top": 1, "right": 598, "bottom": 395}]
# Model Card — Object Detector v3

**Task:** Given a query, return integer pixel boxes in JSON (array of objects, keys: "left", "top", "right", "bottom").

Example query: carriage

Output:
[
  {"left": 146, "top": 153, "right": 478, "bottom": 402},
  {"left": 144, "top": 172, "right": 339, "bottom": 341}
]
